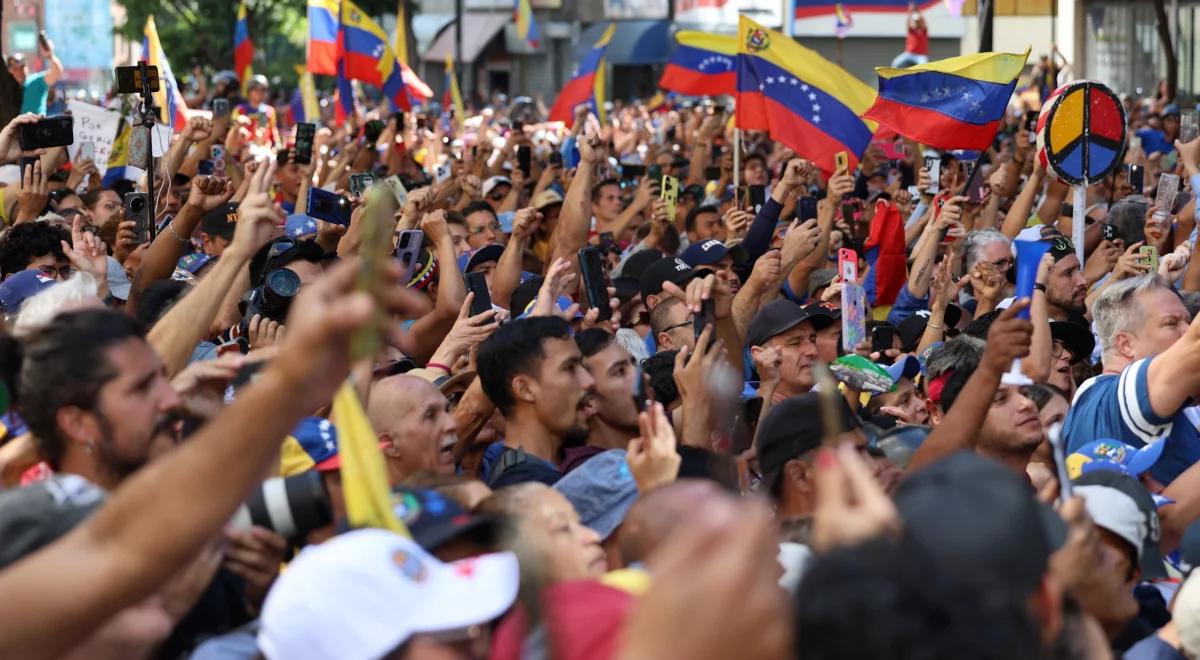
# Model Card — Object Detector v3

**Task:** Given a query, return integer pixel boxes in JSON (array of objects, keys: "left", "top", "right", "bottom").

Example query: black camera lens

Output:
[
  {"left": 128, "top": 197, "right": 145, "bottom": 213},
  {"left": 265, "top": 268, "right": 301, "bottom": 298}
]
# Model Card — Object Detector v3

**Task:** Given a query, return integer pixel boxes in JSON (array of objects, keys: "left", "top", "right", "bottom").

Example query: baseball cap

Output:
[
  {"left": 391, "top": 486, "right": 504, "bottom": 553},
  {"left": 1073, "top": 469, "right": 1167, "bottom": 579},
  {"left": 284, "top": 214, "right": 319, "bottom": 239},
  {"left": 553, "top": 449, "right": 638, "bottom": 540},
  {"left": 278, "top": 417, "right": 343, "bottom": 475},
  {"left": 458, "top": 244, "right": 504, "bottom": 273},
  {"left": 747, "top": 299, "right": 821, "bottom": 348},
  {"left": 896, "top": 307, "right": 963, "bottom": 351},
  {"left": 800, "top": 301, "right": 838, "bottom": 329},
  {"left": 807, "top": 268, "right": 838, "bottom": 298},
  {"left": 1075, "top": 484, "right": 1147, "bottom": 561},
  {"left": 1051, "top": 320, "right": 1095, "bottom": 365},
  {"left": 258, "top": 529, "right": 519, "bottom": 660},
  {"left": 482, "top": 175, "right": 513, "bottom": 198},
  {"left": 638, "top": 257, "right": 700, "bottom": 300},
  {"left": 885, "top": 354, "right": 921, "bottom": 385},
  {"left": 680, "top": 239, "right": 729, "bottom": 267},
  {"left": 620, "top": 249, "right": 665, "bottom": 280},
  {"left": 1164, "top": 103, "right": 1182, "bottom": 118},
  {"left": 106, "top": 257, "right": 131, "bottom": 300},
  {"left": 894, "top": 451, "right": 1067, "bottom": 592},
  {"left": 533, "top": 189, "right": 564, "bottom": 210},
  {"left": 0, "top": 474, "right": 106, "bottom": 570},
  {"left": 756, "top": 394, "right": 861, "bottom": 494},
  {"left": 1066, "top": 438, "right": 1166, "bottom": 481},
  {"left": 176, "top": 253, "right": 214, "bottom": 275},
  {"left": 201, "top": 202, "right": 239, "bottom": 240},
  {"left": 0, "top": 270, "right": 57, "bottom": 314}
]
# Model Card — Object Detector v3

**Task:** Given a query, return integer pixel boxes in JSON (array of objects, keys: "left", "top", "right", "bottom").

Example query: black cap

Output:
[
  {"left": 0, "top": 475, "right": 106, "bottom": 570},
  {"left": 612, "top": 276, "right": 641, "bottom": 306},
  {"left": 800, "top": 301, "right": 838, "bottom": 329},
  {"left": 639, "top": 256, "right": 700, "bottom": 300},
  {"left": 1072, "top": 469, "right": 1167, "bottom": 579},
  {"left": 1051, "top": 320, "right": 1095, "bottom": 365},
  {"left": 747, "top": 299, "right": 820, "bottom": 348},
  {"left": 894, "top": 452, "right": 1066, "bottom": 592},
  {"left": 755, "top": 394, "right": 861, "bottom": 494},
  {"left": 200, "top": 202, "right": 239, "bottom": 240},
  {"left": 390, "top": 486, "right": 503, "bottom": 553},
  {"left": 619, "top": 249, "right": 664, "bottom": 280},
  {"left": 897, "top": 306, "right": 963, "bottom": 351}
]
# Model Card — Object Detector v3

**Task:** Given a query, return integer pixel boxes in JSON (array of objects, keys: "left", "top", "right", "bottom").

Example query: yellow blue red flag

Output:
[
  {"left": 142, "top": 16, "right": 189, "bottom": 130},
  {"left": 735, "top": 16, "right": 876, "bottom": 174},
  {"left": 659, "top": 31, "right": 736, "bottom": 97},
  {"left": 514, "top": 0, "right": 540, "bottom": 47},
  {"left": 863, "top": 49, "right": 1030, "bottom": 151},
  {"left": 548, "top": 24, "right": 616, "bottom": 127},
  {"left": 307, "top": 0, "right": 339, "bottom": 75},
  {"left": 234, "top": 1, "right": 254, "bottom": 96}
]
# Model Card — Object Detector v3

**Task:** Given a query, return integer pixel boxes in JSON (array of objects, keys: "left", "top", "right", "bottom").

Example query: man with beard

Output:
[
  {"left": 477, "top": 316, "right": 596, "bottom": 488},
  {"left": 564, "top": 329, "right": 640, "bottom": 472},
  {"left": 367, "top": 375, "right": 458, "bottom": 483},
  {"left": 19, "top": 309, "right": 181, "bottom": 490},
  {"left": 1042, "top": 233, "right": 1089, "bottom": 321}
]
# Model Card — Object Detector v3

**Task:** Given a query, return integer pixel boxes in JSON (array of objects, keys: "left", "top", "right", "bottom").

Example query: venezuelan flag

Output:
[
  {"left": 735, "top": 16, "right": 876, "bottom": 174},
  {"left": 338, "top": 0, "right": 431, "bottom": 111},
  {"left": 289, "top": 64, "right": 320, "bottom": 124},
  {"left": 863, "top": 49, "right": 1030, "bottom": 151},
  {"left": 834, "top": 3, "right": 853, "bottom": 38},
  {"left": 331, "top": 382, "right": 409, "bottom": 536},
  {"left": 514, "top": 0, "right": 540, "bottom": 48},
  {"left": 234, "top": 1, "right": 254, "bottom": 96},
  {"left": 142, "top": 16, "right": 188, "bottom": 130},
  {"left": 444, "top": 55, "right": 465, "bottom": 132},
  {"left": 548, "top": 23, "right": 616, "bottom": 127},
  {"left": 307, "top": 0, "right": 339, "bottom": 76},
  {"left": 659, "top": 31, "right": 736, "bottom": 98},
  {"left": 393, "top": 0, "right": 410, "bottom": 65},
  {"left": 334, "top": 63, "right": 356, "bottom": 126},
  {"left": 101, "top": 123, "right": 132, "bottom": 187}
]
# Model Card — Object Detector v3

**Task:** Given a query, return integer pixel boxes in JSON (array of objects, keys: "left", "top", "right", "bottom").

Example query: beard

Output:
[{"left": 93, "top": 412, "right": 167, "bottom": 486}]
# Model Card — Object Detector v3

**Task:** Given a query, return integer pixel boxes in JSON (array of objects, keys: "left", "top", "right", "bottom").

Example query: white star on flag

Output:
[
  {"left": 808, "top": 92, "right": 817, "bottom": 101},
  {"left": 813, "top": 104, "right": 821, "bottom": 112},
  {"left": 801, "top": 84, "right": 810, "bottom": 92},
  {"left": 813, "top": 115, "right": 821, "bottom": 123},
  {"left": 765, "top": 76, "right": 775, "bottom": 84},
  {"left": 791, "top": 78, "right": 799, "bottom": 85},
  {"left": 961, "top": 91, "right": 973, "bottom": 102}
]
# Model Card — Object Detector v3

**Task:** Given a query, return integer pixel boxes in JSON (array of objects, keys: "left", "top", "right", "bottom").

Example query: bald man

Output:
[
  {"left": 367, "top": 375, "right": 458, "bottom": 483},
  {"left": 615, "top": 479, "right": 730, "bottom": 569}
]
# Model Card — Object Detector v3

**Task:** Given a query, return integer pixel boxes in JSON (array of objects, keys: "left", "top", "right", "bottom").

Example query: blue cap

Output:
[
  {"left": 886, "top": 354, "right": 921, "bottom": 384},
  {"left": 1164, "top": 103, "right": 1181, "bottom": 117},
  {"left": 176, "top": 253, "right": 214, "bottom": 274},
  {"left": 1066, "top": 438, "right": 1166, "bottom": 480},
  {"left": 497, "top": 211, "right": 515, "bottom": 234},
  {"left": 285, "top": 214, "right": 319, "bottom": 239},
  {"left": 0, "top": 270, "right": 57, "bottom": 313},
  {"left": 680, "top": 239, "right": 729, "bottom": 267},
  {"left": 291, "top": 417, "right": 341, "bottom": 471},
  {"left": 457, "top": 243, "right": 504, "bottom": 273},
  {"left": 553, "top": 449, "right": 638, "bottom": 539}
]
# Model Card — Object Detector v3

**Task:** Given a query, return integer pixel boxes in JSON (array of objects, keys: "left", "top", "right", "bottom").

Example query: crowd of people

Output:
[{"left": 6, "top": 9, "right": 1200, "bottom": 659}]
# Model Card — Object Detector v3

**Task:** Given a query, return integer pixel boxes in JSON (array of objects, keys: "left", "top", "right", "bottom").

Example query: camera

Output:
[
  {"left": 230, "top": 471, "right": 333, "bottom": 543},
  {"left": 239, "top": 268, "right": 301, "bottom": 334},
  {"left": 124, "top": 192, "right": 150, "bottom": 245}
]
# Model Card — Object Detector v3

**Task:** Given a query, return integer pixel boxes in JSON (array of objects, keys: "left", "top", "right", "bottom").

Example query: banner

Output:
[{"left": 66, "top": 101, "right": 121, "bottom": 176}]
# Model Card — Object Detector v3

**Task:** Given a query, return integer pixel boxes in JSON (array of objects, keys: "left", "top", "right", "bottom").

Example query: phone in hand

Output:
[
  {"left": 578, "top": 246, "right": 612, "bottom": 322},
  {"left": 384, "top": 174, "right": 408, "bottom": 207},
  {"left": 1140, "top": 245, "right": 1159, "bottom": 271},
  {"left": 394, "top": 111, "right": 406, "bottom": 131},
  {"left": 306, "top": 188, "right": 353, "bottom": 226},
  {"left": 79, "top": 141, "right": 95, "bottom": 162},
  {"left": 295, "top": 122, "right": 316, "bottom": 165},
  {"left": 124, "top": 192, "right": 151, "bottom": 245},
  {"left": 694, "top": 298, "right": 715, "bottom": 343},
  {"left": 548, "top": 151, "right": 563, "bottom": 167},
  {"left": 748, "top": 185, "right": 766, "bottom": 212},
  {"left": 1127, "top": 164, "right": 1145, "bottom": 195},
  {"left": 838, "top": 247, "right": 858, "bottom": 282},
  {"left": 20, "top": 116, "right": 73, "bottom": 150},
  {"left": 435, "top": 163, "right": 452, "bottom": 183},
  {"left": 647, "top": 164, "right": 663, "bottom": 184},
  {"left": 517, "top": 145, "right": 532, "bottom": 177},
  {"left": 621, "top": 163, "right": 646, "bottom": 179},
  {"left": 395, "top": 229, "right": 424, "bottom": 284},
  {"left": 661, "top": 175, "right": 680, "bottom": 222},
  {"left": 1154, "top": 173, "right": 1180, "bottom": 218},
  {"left": 465, "top": 271, "right": 492, "bottom": 316},
  {"left": 834, "top": 151, "right": 849, "bottom": 172},
  {"left": 1100, "top": 223, "right": 1120, "bottom": 242},
  {"left": 871, "top": 325, "right": 897, "bottom": 365},
  {"left": 923, "top": 152, "right": 941, "bottom": 195},
  {"left": 1024, "top": 110, "right": 1039, "bottom": 133},
  {"left": 210, "top": 145, "right": 226, "bottom": 177},
  {"left": 198, "top": 159, "right": 214, "bottom": 175},
  {"left": 364, "top": 119, "right": 386, "bottom": 144},
  {"left": 349, "top": 172, "right": 375, "bottom": 198},
  {"left": 213, "top": 98, "right": 231, "bottom": 119},
  {"left": 798, "top": 196, "right": 818, "bottom": 222}
]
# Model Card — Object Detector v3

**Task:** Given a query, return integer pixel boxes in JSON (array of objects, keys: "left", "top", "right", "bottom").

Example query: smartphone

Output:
[
  {"left": 838, "top": 247, "right": 858, "bottom": 282},
  {"left": 647, "top": 164, "right": 663, "bottom": 184},
  {"left": 622, "top": 163, "right": 646, "bottom": 178},
  {"left": 548, "top": 151, "right": 563, "bottom": 167},
  {"left": 1140, "top": 245, "right": 1159, "bottom": 271},
  {"left": 1154, "top": 173, "right": 1180, "bottom": 218},
  {"left": 364, "top": 119, "right": 385, "bottom": 144},
  {"left": 872, "top": 326, "right": 896, "bottom": 364},
  {"left": 295, "top": 122, "right": 316, "bottom": 165},
  {"left": 465, "top": 271, "right": 492, "bottom": 316},
  {"left": 598, "top": 231, "right": 616, "bottom": 249},
  {"left": 210, "top": 145, "right": 226, "bottom": 177},
  {"left": 349, "top": 172, "right": 376, "bottom": 198},
  {"left": 78, "top": 141, "right": 95, "bottom": 162},
  {"left": 962, "top": 162, "right": 986, "bottom": 203},
  {"left": 578, "top": 246, "right": 612, "bottom": 322},
  {"left": 924, "top": 152, "right": 941, "bottom": 195},
  {"left": 306, "top": 188, "right": 353, "bottom": 226},
  {"left": 435, "top": 163, "right": 452, "bottom": 183},
  {"left": 703, "top": 165, "right": 722, "bottom": 181},
  {"left": 1127, "top": 164, "right": 1144, "bottom": 195},
  {"left": 841, "top": 202, "right": 857, "bottom": 226},
  {"left": 1024, "top": 110, "right": 1039, "bottom": 133},
  {"left": 661, "top": 175, "right": 680, "bottom": 223},
  {"left": 198, "top": 159, "right": 214, "bottom": 175},
  {"left": 834, "top": 151, "right": 849, "bottom": 172},
  {"left": 1183, "top": 109, "right": 1200, "bottom": 144},
  {"left": 124, "top": 192, "right": 151, "bottom": 245},
  {"left": 384, "top": 174, "right": 408, "bottom": 207},
  {"left": 213, "top": 98, "right": 230, "bottom": 119},
  {"left": 517, "top": 145, "right": 532, "bottom": 178},
  {"left": 394, "top": 111, "right": 406, "bottom": 131},
  {"left": 1100, "top": 223, "right": 1120, "bottom": 242},
  {"left": 19, "top": 116, "right": 73, "bottom": 150},
  {"left": 395, "top": 229, "right": 424, "bottom": 284},
  {"left": 748, "top": 185, "right": 766, "bottom": 212},
  {"left": 416, "top": 114, "right": 428, "bottom": 130},
  {"left": 37, "top": 30, "right": 50, "bottom": 51},
  {"left": 841, "top": 282, "right": 867, "bottom": 353},
  {"left": 694, "top": 298, "right": 715, "bottom": 342},
  {"left": 798, "top": 196, "right": 818, "bottom": 222}
]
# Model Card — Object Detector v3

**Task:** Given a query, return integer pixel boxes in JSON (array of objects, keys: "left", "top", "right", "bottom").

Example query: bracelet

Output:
[
  {"left": 1033, "top": 282, "right": 1047, "bottom": 293},
  {"left": 167, "top": 222, "right": 189, "bottom": 244},
  {"left": 926, "top": 322, "right": 944, "bottom": 330},
  {"left": 425, "top": 361, "right": 452, "bottom": 374}
]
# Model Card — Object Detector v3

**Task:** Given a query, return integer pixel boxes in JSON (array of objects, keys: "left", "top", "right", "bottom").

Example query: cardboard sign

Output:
[{"left": 66, "top": 100, "right": 120, "bottom": 175}]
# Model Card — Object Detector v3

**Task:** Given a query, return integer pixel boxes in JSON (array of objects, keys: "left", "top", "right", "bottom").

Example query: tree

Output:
[{"left": 1152, "top": 0, "right": 1178, "bottom": 101}]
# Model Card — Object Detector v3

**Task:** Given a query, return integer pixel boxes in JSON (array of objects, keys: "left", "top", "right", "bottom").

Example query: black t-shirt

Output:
[{"left": 488, "top": 446, "right": 561, "bottom": 489}]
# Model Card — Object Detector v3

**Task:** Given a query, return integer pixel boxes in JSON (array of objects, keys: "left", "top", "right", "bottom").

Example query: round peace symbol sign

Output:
[{"left": 1036, "top": 80, "right": 1127, "bottom": 186}]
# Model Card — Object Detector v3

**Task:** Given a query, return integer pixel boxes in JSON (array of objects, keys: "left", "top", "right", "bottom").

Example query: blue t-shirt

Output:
[
  {"left": 20, "top": 71, "right": 49, "bottom": 115},
  {"left": 1063, "top": 357, "right": 1200, "bottom": 484}
]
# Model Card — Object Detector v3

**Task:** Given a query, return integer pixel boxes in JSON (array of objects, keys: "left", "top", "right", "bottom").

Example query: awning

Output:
[
  {"left": 411, "top": 14, "right": 455, "bottom": 56},
  {"left": 422, "top": 13, "right": 510, "bottom": 63},
  {"left": 573, "top": 20, "right": 674, "bottom": 66}
]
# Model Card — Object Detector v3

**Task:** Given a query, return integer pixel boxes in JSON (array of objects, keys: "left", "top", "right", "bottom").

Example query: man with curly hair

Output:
[{"left": 0, "top": 222, "right": 70, "bottom": 280}]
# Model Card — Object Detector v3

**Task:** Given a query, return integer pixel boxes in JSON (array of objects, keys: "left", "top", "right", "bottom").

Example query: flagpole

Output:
[{"left": 733, "top": 128, "right": 741, "bottom": 191}]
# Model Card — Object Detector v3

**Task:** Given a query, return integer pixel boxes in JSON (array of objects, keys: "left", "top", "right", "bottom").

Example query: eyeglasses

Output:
[
  {"left": 469, "top": 222, "right": 501, "bottom": 235},
  {"left": 37, "top": 265, "right": 75, "bottom": 279},
  {"left": 662, "top": 317, "right": 694, "bottom": 333},
  {"left": 487, "top": 192, "right": 507, "bottom": 201},
  {"left": 1051, "top": 339, "right": 1072, "bottom": 360},
  {"left": 990, "top": 257, "right": 1014, "bottom": 270}
]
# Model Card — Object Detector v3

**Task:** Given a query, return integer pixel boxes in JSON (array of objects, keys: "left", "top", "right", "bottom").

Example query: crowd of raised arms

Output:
[{"left": 6, "top": 4, "right": 1200, "bottom": 660}]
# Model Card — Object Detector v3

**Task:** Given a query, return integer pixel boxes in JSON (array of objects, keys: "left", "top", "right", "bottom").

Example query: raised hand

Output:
[
  {"left": 780, "top": 217, "right": 821, "bottom": 265},
  {"left": 230, "top": 158, "right": 281, "bottom": 259},
  {"left": 60, "top": 214, "right": 108, "bottom": 286},
  {"left": 185, "top": 175, "right": 235, "bottom": 213},
  {"left": 16, "top": 159, "right": 48, "bottom": 222},
  {"left": 626, "top": 403, "right": 681, "bottom": 492},
  {"left": 811, "top": 441, "right": 902, "bottom": 552}
]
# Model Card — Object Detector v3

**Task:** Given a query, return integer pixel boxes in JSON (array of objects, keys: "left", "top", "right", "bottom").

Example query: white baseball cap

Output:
[{"left": 258, "top": 529, "right": 519, "bottom": 660}]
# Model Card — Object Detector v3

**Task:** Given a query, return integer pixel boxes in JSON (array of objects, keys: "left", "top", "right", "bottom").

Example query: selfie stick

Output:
[{"left": 135, "top": 61, "right": 159, "bottom": 239}]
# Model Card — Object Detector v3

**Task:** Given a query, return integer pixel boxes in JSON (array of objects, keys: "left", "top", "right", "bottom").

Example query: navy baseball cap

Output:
[
  {"left": 391, "top": 486, "right": 504, "bottom": 553},
  {"left": 680, "top": 239, "right": 729, "bottom": 267},
  {"left": 458, "top": 244, "right": 504, "bottom": 273},
  {"left": 0, "top": 270, "right": 57, "bottom": 313},
  {"left": 747, "top": 300, "right": 823, "bottom": 347}
]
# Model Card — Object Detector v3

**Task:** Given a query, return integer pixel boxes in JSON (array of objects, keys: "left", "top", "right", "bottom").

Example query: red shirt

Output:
[{"left": 906, "top": 25, "right": 929, "bottom": 55}]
